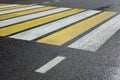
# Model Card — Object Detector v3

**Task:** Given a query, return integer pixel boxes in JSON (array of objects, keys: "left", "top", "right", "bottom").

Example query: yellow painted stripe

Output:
[
  {"left": 0, "top": 9, "right": 85, "bottom": 36},
  {"left": 0, "top": 4, "right": 7, "bottom": 6},
  {"left": 0, "top": 5, "right": 31, "bottom": 11},
  {"left": 37, "top": 11, "right": 117, "bottom": 46},
  {"left": 0, "top": 6, "right": 56, "bottom": 20}
]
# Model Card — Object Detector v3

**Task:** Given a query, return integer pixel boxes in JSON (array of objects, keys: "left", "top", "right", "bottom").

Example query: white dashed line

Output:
[{"left": 35, "top": 56, "right": 65, "bottom": 73}]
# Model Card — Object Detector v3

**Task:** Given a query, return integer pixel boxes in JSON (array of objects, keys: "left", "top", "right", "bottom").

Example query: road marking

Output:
[
  {"left": 35, "top": 56, "right": 65, "bottom": 73},
  {"left": 0, "top": 5, "right": 30, "bottom": 11},
  {"left": 0, "top": 5, "right": 44, "bottom": 15},
  {"left": 0, "top": 4, "right": 7, "bottom": 6},
  {"left": 0, "top": 4, "right": 118, "bottom": 52},
  {"left": 0, "top": 9, "right": 83, "bottom": 36},
  {"left": 68, "top": 14, "right": 120, "bottom": 52},
  {"left": 0, "top": 8, "right": 70, "bottom": 27},
  {"left": 0, "top": 4, "right": 19, "bottom": 8},
  {"left": 0, "top": 8, "right": 70, "bottom": 28},
  {"left": 0, "top": 6, "right": 55, "bottom": 20},
  {"left": 10, "top": 10, "right": 100, "bottom": 40},
  {"left": 37, "top": 11, "right": 117, "bottom": 46}
]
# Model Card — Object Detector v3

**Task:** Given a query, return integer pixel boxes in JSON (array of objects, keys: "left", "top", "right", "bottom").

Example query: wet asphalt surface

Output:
[{"left": 0, "top": 0, "right": 120, "bottom": 80}]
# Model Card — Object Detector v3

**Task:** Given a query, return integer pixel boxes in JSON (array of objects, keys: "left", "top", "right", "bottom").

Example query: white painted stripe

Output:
[
  {"left": 0, "top": 5, "right": 44, "bottom": 15},
  {"left": 35, "top": 56, "right": 65, "bottom": 73},
  {"left": 68, "top": 14, "right": 120, "bottom": 52},
  {"left": 0, "top": 4, "right": 19, "bottom": 8},
  {"left": 0, "top": 8, "right": 70, "bottom": 27},
  {"left": 10, "top": 10, "right": 101, "bottom": 40}
]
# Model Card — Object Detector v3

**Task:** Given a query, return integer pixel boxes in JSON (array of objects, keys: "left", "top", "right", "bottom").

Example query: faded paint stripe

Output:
[
  {"left": 0, "top": 4, "right": 19, "bottom": 8},
  {"left": 0, "top": 9, "right": 83, "bottom": 36},
  {"left": 0, "top": 5, "right": 44, "bottom": 15},
  {"left": 0, "top": 5, "right": 30, "bottom": 11},
  {"left": 10, "top": 10, "right": 100, "bottom": 40},
  {"left": 37, "top": 11, "right": 117, "bottom": 46},
  {"left": 68, "top": 14, "right": 120, "bottom": 52},
  {"left": 0, "top": 6, "right": 55, "bottom": 20},
  {"left": 35, "top": 56, "right": 65, "bottom": 73},
  {"left": 0, "top": 4, "right": 8, "bottom": 6}
]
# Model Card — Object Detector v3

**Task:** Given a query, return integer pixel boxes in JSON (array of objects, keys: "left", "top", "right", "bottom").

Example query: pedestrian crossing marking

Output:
[
  {"left": 0, "top": 4, "right": 7, "bottom": 6},
  {"left": 0, "top": 8, "right": 71, "bottom": 28},
  {"left": 0, "top": 4, "right": 19, "bottom": 8},
  {"left": 0, "top": 9, "right": 84, "bottom": 36},
  {"left": 0, "top": 3, "right": 119, "bottom": 52},
  {"left": 10, "top": 10, "right": 100, "bottom": 41},
  {"left": 68, "top": 14, "right": 120, "bottom": 52},
  {"left": 0, "top": 6, "right": 56, "bottom": 20},
  {"left": 37, "top": 11, "right": 117, "bottom": 46},
  {"left": 0, "top": 5, "right": 45, "bottom": 15},
  {"left": 0, "top": 5, "right": 31, "bottom": 11}
]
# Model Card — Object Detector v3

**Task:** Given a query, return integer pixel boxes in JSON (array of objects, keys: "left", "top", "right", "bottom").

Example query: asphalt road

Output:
[
  {"left": 1, "top": 0, "right": 120, "bottom": 12},
  {"left": 0, "top": 0, "right": 120, "bottom": 80}
]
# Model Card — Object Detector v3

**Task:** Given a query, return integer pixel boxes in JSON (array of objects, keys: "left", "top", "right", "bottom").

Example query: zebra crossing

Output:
[
  {"left": 0, "top": 4, "right": 19, "bottom": 8},
  {"left": 0, "top": 4, "right": 31, "bottom": 11},
  {"left": 0, "top": 3, "right": 120, "bottom": 52}
]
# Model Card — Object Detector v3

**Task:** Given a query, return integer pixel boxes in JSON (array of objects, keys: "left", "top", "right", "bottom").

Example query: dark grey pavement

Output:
[
  {"left": 0, "top": 0, "right": 120, "bottom": 80},
  {"left": 0, "top": 30, "right": 120, "bottom": 80}
]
